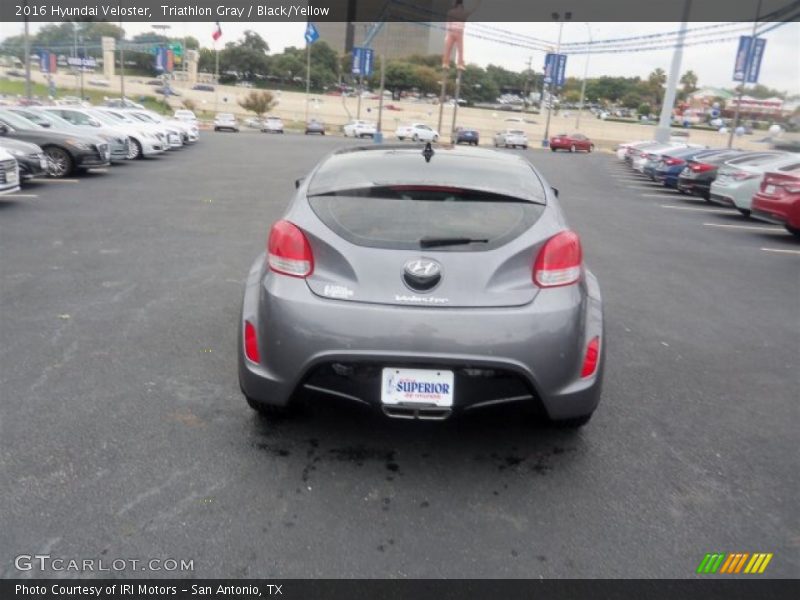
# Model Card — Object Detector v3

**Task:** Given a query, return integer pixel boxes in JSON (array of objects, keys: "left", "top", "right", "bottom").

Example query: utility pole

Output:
[
  {"left": 728, "top": 0, "right": 763, "bottom": 149},
  {"left": 79, "top": 35, "right": 85, "bottom": 100},
  {"left": 376, "top": 22, "right": 389, "bottom": 139},
  {"left": 23, "top": 0, "right": 31, "bottom": 100},
  {"left": 575, "top": 23, "right": 592, "bottom": 130},
  {"left": 305, "top": 41, "right": 311, "bottom": 123},
  {"left": 119, "top": 20, "right": 126, "bottom": 99},
  {"left": 654, "top": 0, "right": 692, "bottom": 143},
  {"left": 542, "top": 12, "right": 570, "bottom": 148},
  {"left": 524, "top": 56, "right": 533, "bottom": 106}
]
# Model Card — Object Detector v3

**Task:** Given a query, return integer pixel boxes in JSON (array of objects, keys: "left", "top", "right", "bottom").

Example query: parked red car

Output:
[
  {"left": 550, "top": 133, "right": 594, "bottom": 152},
  {"left": 751, "top": 169, "right": 800, "bottom": 237}
]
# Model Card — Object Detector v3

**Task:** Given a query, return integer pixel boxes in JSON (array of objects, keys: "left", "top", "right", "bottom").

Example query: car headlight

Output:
[
  {"left": 10, "top": 149, "right": 25, "bottom": 157},
  {"left": 65, "top": 138, "right": 92, "bottom": 150}
]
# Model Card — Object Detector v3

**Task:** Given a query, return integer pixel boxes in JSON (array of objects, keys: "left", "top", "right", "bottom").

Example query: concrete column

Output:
[
  {"left": 186, "top": 49, "right": 199, "bottom": 85},
  {"left": 101, "top": 36, "right": 115, "bottom": 79}
]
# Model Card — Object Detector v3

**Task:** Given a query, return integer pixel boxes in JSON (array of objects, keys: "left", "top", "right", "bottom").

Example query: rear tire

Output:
[
  {"left": 552, "top": 413, "right": 593, "bottom": 429},
  {"left": 786, "top": 225, "right": 800, "bottom": 238},
  {"left": 737, "top": 208, "right": 751, "bottom": 218},
  {"left": 128, "top": 138, "right": 142, "bottom": 160},
  {"left": 246, "top": 395, "right": 291, "bottom": 418},
  {"left": 551, "top": 147, "right": 557, "bottom": 152},
  {"left": 412, "top": 133, "right": 419, "bottom": 142}
]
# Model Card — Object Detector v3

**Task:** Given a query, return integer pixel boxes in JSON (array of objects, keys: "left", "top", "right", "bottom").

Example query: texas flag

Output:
[{"left": 212, "top": 22, "right": 222, "bottom": 42}]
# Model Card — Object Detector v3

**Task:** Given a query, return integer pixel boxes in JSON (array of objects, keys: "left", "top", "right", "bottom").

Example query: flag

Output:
[
  {"left": 212, "top": 22, "right": 222, "bottom": 42},
  {"left": 305, "top": 22, "right": 320, "bottom": 45}
]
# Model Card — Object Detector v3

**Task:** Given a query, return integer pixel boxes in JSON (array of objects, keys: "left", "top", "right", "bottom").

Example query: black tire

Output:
[
  {"left": 737, "top": 208, "right": 751, "bottom": 218},
  {"left": 551, "top": 147, "right": 557, "bottom": 152},
  {"left": 570, "top": 144, "right": 576, "bottom": 153},
  {"left": 551, "top": 413, "right": 593, "bottom": 429},
  {"left": 246, "top": 395, "right": 291, "bottom": 418},
  {"left": 786, "top": 225, "right": 800, "bottom": 238},
  {"left": 127, "top": 138, "right": 142, "bottom": 160},
  {"left": 522, "top": 145, "right": 528, "bottom": 150},
  {"left": 43, "top": 146, "right": 73, "bottom": 177},
  {"left": 412, "top": 133, "right": 419, "bottom": 142},
  {"left": 398, "top": 136, "right": 405, "bottom": 141}
]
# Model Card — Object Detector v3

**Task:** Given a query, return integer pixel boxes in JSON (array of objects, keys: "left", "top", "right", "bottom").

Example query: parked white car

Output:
[
  {"left": 710, "top": 153, "right": 799, "bottom": 216},
  {"left": 493, "top": 129, "right": 528, "bottom": 149},
  {"left": 123, "top": 110, "right": 184, "bottom": 148},
  {"left": 214, "top": 113, "right": 239, "bottom": 132},
  {"left": 173, "top": 109, "right": 198, "bottom": 127},
  {"left": 343, "top": 120, "right": 376, "bottom": 138},
  {"left": 261, "top": 116, "right": 284, "bottom": 134},
  {"left": 0, "top": 148, "right": 20, "bottom": 195},
  {"left": 395, "top": 123, "right": 439, "bottom": 142},
  {"left": 136, "top": 110, "right": 198, "bottom": 143},
  {"left": 93, "top": 108, "right": 168, "bottom": 158}
]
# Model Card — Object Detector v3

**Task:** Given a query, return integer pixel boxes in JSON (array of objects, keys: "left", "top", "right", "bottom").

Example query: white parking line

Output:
[
  {"left": 761, "top": 247, "right": 800, "bottom": 255},
  {"left": 29, "top": 178, "right": 80, "bottom": 184},
  {"left": 659, "top": 204, "right": 731, "bottom": 213},
  {"left": 1, "top": 194, "right": 38, "bottom": 198},
  {"left": 703, "top": 222, "right": 785, "bottom": 232}
]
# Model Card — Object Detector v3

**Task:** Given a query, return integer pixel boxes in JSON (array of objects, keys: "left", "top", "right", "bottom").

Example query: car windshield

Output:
[
  {"left": 509, "top": 130, "right": 525, "bottom": 135},
  {"left": 0, "top": 110, "right": 44, "bottom": 130},
  {"left": 219, "top": 114, "right": 234, "bottom": 119},
  {"left": 88, "top": 111, "right": 124, "bottom": 127},
  {"left": 12, "top": 109, "right": 69, "bottom": 129},
  {"left": 101, "top": 111, "right": 136, "bottom": 124},
  {"left": 308, "top": 147, "right": 546, "bottom": 203}
]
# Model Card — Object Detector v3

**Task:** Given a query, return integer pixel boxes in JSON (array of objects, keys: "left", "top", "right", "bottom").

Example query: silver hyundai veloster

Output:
[{"left": 238, "top": 144, "right": 604, "bottom": 427}]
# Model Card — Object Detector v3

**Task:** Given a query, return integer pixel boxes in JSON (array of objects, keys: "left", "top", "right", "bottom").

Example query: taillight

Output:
[
  {"left": 267, "top": 220, "right": 314, "bottom": 277},
  {"left": 581, "top": 337, "right": 600, "bottom": 378},
  {"left": 244, "top": 320, "right": 260, "bottom": 363},
  {"left": 533, "top": 230, "right": 583, "bottom": 288},
  {"left": 690, "top": 163, "right": 714, "bottom": 173},
  {"left": 664, "top": 157, "right": 686, "bottom": 166}
]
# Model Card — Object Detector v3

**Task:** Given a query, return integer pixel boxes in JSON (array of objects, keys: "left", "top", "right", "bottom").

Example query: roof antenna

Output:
[{"left": 423, "top": 142, "right": 434, "bottom": 163}]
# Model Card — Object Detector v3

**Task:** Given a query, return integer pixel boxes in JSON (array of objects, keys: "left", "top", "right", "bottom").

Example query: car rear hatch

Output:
[{"left": 297, "top": 148, "right": 552, "bottom": 309}]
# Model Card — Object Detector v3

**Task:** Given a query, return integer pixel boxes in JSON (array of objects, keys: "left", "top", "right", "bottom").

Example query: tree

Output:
[
  {"left": 647, "top": 68, "right": 667, "bottom": 106},
  {"left": 680, "top": 70, "right": 698, "bottom": 97},
  {"left": 638, "top": 103, "right": 652, "bottom": 116},
  {"left": 238, "top": 90, "right": 277, "bottom": 118}
]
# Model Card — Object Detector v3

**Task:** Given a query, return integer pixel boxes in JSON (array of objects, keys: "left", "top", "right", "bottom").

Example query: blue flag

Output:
[{"left": 305, "top": 23, "right": 320, "bottom": 45}]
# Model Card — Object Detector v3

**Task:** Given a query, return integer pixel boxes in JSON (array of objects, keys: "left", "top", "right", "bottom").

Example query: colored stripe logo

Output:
[{"left": 697, "top": 553, "right": 773, "bottom": 574}]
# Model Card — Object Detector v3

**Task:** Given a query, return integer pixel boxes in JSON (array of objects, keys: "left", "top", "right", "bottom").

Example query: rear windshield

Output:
[
  {"left": 308, "top": 187, "right": 544, "bottom": 251},
  {"left": 727, "top": 153, "right": 785, "bottom": 166},
  {"left": 308, "top": 148, "right": 546, "bottom": 203}
]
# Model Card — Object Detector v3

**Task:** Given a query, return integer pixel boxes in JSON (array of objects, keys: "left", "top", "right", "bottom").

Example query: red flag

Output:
[{"left": 212, "top": 22, "right": 222, "bottom": 41}]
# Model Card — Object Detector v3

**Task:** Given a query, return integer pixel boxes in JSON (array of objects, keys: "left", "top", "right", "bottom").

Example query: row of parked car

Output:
[
  {"left": 0, "top": 103, "right": 200, "bottom": 195},
  {"left": 618, "top": 139, "right": 800, "bottom": 237}
]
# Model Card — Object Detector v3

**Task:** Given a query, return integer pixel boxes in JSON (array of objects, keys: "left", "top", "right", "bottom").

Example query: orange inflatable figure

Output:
[{"left": 442, "top": 0, "right": 481, "bottom": 70}]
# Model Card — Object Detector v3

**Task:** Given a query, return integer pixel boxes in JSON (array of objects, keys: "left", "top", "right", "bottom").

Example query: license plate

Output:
[
  {"left": 765, "top": 185, "right": 776, "bottom": 194},
  {"left": 6, "top": 169, "right": 17, "bottom": 184},
  {"left": 381, "top": 368, "right": 454, "bottom": 408}
]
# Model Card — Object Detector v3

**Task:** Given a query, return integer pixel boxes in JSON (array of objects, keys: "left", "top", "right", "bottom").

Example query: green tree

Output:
[
  {"left": 647, "top": 68, "right": 667, "bottom": 106},
  {"left": 680, "top": 70, "right": 698, "bottom": 97},
  {"left": 238, "top": 90, "right": 277, "bottom": 118}
]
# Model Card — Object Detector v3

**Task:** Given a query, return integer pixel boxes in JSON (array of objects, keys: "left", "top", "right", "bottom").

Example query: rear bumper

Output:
[
  {"left": 752, "top": 194, "right": 799, "bottom": 228},
  {"left": 678, "top": 178, "right": 710, "bottom": 196},
  {"left": 709, "top": 193, "right": 735, "bottom": 207},
  {"left": 239, "top": 255, "right": 604, "bottom": 420}
]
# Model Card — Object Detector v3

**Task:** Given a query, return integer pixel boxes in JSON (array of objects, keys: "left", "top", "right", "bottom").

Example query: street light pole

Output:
[
  {"left": 575, "top": 23, "right": 592, "bottom": 130},
  {"left": 542, "top": 13, "right": 569, "bottom": 147},
  {"left": 728, "top": 0, "right": 763, "bottom": 149},
  {"left": 654, "top": 0, "right": 692, "bottom": 143}
]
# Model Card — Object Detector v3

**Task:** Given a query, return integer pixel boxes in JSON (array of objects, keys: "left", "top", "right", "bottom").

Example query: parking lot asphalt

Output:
[{"left": 1, "top": 133, "right": 798, "bottom": 578}]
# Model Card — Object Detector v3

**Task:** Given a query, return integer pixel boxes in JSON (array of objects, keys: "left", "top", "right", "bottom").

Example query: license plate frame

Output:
[{"left": 381, "top": 368, "right": 454, "bottom": 408}]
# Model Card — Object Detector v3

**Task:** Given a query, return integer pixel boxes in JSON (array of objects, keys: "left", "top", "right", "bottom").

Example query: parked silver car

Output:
[
  {"left": 239, "top": 145, "right": 604, "bottom": 427},
  {"left": 494, "top": 129, "right": 528, "bottom": 149}
]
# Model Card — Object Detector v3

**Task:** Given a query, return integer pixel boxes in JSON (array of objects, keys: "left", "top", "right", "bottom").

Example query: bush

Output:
[
  {"left": 238, "top": 90, "right": 277, "bottom": 118},
  {"left": 637, "top": 103, "right": 652, "bottom": 116},
  {"left": 182, "top": 98, "right": 197, "bottom": 112}
]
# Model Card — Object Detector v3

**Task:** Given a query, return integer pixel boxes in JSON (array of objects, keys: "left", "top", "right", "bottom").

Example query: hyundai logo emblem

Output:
[{"left": 403, "top": 258, "right": 442, "bottom": 292}]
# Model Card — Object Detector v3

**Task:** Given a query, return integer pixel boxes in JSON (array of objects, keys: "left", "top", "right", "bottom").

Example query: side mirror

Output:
[
  {"left": 551, "top": 187, "right": 559, "bottom": 198},
  {"left": 295, "top": 177, "right": 304, "bottom": 189},
  {"left": 41, "top": 122, "right": 51, "bottom": 128}
]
